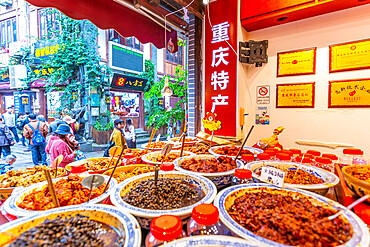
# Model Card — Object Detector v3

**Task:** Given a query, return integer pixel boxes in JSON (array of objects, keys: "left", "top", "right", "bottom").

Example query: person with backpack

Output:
[
  {"left": 0, "top": 117, "right": 14, "bottom": 159},
  {"left": 23, "top": 113, "right": 49, "bottom": 166},
  {"left": 103, "top": 119, "right": 127, "bottom": 157}
]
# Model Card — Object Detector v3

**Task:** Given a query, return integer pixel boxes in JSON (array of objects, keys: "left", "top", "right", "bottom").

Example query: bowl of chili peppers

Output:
[
  {"left": 141, "top": 141, "right": 181, "bottom": 151},
  {"left": 209, "top": 145, "right": 263, "bottom": 158},
  {"left": 173, "top": 155, "right": 243, "bottom": 188},
  {"left": 141, "top": 150, "right": 195, "bottom": 166},
  {"left": 110, "top": 171, "right": 217, "bottom": 229},
  {"left": 0, "top": 204, "right": 141, "bottom": 247},
  {"left": 4, "top": 174, "right": 118, "bottom": 218},
  {"left": 214, "top": 183, "right": 370, "bottom": 247},
  {"left": 245, "top": 160, "right": 339, "bottom": 195},
  {"left": 342, "top": 165, "right": 370, "bottom": 202}
]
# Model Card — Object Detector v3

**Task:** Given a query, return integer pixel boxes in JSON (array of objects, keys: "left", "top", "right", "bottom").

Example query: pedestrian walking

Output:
[
  {"left": 123, "top": 118, "right": 136, "bottom": 148},
  {"left": 103, "top": 119, "right": 127, "bottom": 157},
  {"left": 48, "top": 115, "right": 63, "bottom": 134},
  {"left": 0, "top": 154, "right": 16, "bottom": 175},
  {"left": 23, "top": 113, "right": 49, "bottom": 166},
  {"left": 0, "top": 117, "right": 14, "bottom": 159},
  {"left": 46, "top": 124, "right": 77, "bottom": 168},
  {"left": 62, "top": 115, "right": 76, "bottom": 134},
  {"left": 3, "top": 106, "right": 19, "bottom": 143}
]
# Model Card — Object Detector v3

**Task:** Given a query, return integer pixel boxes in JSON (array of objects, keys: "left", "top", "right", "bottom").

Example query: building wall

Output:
[{"left": 238, "top": 4, "right": 370, "bottom": 160}]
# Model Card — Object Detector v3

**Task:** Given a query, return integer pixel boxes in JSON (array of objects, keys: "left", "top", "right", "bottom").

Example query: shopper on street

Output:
[
  {"left": 48, "top": 115, "right": 63, "bottom": 134},
  {"left": 23, "top": 113, "right": 49, "bottom": 166},
  {"left": 124, "top": 118, "right": 136, "bottom": 148},
  {"left": 63, "top": 115, "right": 76, "bottom": 134},
  {"left": 0, "top": 154, "right": 16, "bottom": 175},
  {"left": 0, "top": 117, "right": 14, "bottom": 159},
  {"left": 46, "top": 124, "right": 77, "bottom": 168},
  {"left": 3, "top": 106, "right": 19, "bottom": 143},
  {"left": 104, "top": 119, "right": 127, "bottom": 156}
]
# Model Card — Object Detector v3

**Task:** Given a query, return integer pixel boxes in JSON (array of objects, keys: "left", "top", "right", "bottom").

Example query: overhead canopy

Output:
[{"left": 26, "top": 0, "right": 180, "bottom": 49}]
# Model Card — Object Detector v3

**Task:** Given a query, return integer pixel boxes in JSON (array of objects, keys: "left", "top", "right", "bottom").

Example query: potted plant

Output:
[{"left": 91, "top": 116, "right": 114, "bottom": 145}]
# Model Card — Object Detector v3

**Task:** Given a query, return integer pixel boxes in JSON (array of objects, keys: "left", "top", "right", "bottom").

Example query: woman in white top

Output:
[{"left": 123, "top": 118, "right": 136, "bottom": 148}]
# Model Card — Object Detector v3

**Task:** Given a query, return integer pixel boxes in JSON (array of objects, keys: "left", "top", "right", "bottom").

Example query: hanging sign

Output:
[
  {"left": 277, "top": 48, "right": 316, "bottom": 77},
  {"left": 111, "top": 73, "right": 147, "bottom": 91},
  {"left": 330, "top": 39, "right": 370, "bottom": 73},
  {"left": 276, "top": 82, "right": 315, "bottom": 108},
  {"left": 329, "top": 78, "right": 370, "bottom": 108},
  {"left": 257, "top": 85, "right": 270, "bottom": 104},
  {"left": 204, "top": 0, "right": 238, "bottom": 137}
]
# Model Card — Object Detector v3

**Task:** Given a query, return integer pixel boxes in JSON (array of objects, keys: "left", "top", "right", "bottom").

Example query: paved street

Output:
[{"left": 7, "top": 141, "right": 104, "bottom": 170}]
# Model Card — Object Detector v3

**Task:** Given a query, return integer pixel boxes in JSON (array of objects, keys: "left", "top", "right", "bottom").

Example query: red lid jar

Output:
[
  {"left": 241, "top": 154, "right": 254, "bottom": 162},
  {"left": 160, "top": 163, "right": 174, "bottom": 171},
  {"left": 343, "top": 148, "right": 364, "bottom": 155},
  {"left": 257, "top": 153, "right": 270, "bottom": 160},
  {"left": 276, "top": 153, "right": 291, "bottom": 161},
  {"left": 234, "top": 169, "right": 252, "bottom": 179},
  {"left": 322, "top": 153, "right": 338, "bottom": 161},
  {"left": 306, "top": 150, "right": 321, "bottom": 157},
  {"left": 315, "top": 157, "right": 333, "bottom": 172},
  {"left": 290, "top": 149, "right": 302, "bottom": 155},
  {"left": 150, "top": 215, "right": 183, "bottom": 242},
  {"left": 191, "top": 204, "right": 219, "bottom": 225},
  {"left": 70, "top": 164, "right": 87, "bottom": 174}
]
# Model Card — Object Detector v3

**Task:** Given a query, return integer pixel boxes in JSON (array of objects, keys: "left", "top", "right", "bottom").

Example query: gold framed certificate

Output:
[
  {"left": 329, "top": 39, "right": 370, "bottom": 73},
  {"left": 277, "top": 48, "right": 316, "bottom": 77},
  {"left": 329, "top": 79, "right": 370, "bottom": 108},
  {"left": 276, "top": 82, "right": 315, "bottom": 108}
]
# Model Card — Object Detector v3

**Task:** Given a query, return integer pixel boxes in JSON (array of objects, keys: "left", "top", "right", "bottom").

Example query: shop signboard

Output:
[
  {"left": 33, "top": 41, "right": 59, "bottom": 64},
  {"left": 111, "top": 73, "right": 147, "bottom": 91},
  {"left": 0, "top": 68, "right": 9, "bottom": 83},
  {"left": 204, "top": 0, "right": 238, "bottom": 137},
  {"left": 109, "top": 41, "right": 144, "bottom": 74}
]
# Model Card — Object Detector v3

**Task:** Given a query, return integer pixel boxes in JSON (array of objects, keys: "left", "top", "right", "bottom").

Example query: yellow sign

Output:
[
  {"left": 330, "top": 39, "right": 370, "bottom": 73},
  {"left": 21, "top": 97, "right": 29, "bottom": 104},
  {"left": 276, "top": 82, "right": 315, "bottom": 108},
  {"left": 35, "top": 44, "right": 59, "bottom": 58},
  {"left": 277, "top": 48, "right": 316, "bottom": 77},
  {"left": 329, "top": 79, "right": 370, "bottom": 107}
]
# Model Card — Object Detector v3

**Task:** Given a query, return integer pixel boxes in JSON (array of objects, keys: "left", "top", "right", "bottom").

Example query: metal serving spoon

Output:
[{"left": 328, "top": 194, "right": 369, "bottom": 220}]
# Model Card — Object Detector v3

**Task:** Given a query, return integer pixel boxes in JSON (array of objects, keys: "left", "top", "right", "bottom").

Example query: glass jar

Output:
[
  {"left": 306, "top": 150, "right": 321, "bottom": 157},
  {"left": 256, "top": 153, "right": 270, "bottom": 161},
  {"left": 232, "top": 169, "right": 254, "bottom": 185},
  {"left": 289, "top": 149, "right": 302, "bottom": 159},
  {"left": 322, "top": 153, "right": 338, "bottom": 162},
  {"left": 145, "top": 215, "right": 185, "bottom": 247},
  {"left": 241, "top": 154, "right": 254, "bottom": 165},
  {"left": 314, "top": 157, "right": 334, "bottom": 172},
  {"left": 123, "top": 153, "right": 136, "bottom": 165},
  {"left": 340, "top": 148, "right": 367, "bottom": 166},
  {"left": 160, "top": 163, "right": 174, "bottom": 171},
  {"left": 265, "top": 148, "right": 277, "bottom": 160},
  {"left": 187, "top": 204, "right": 231, "bottom": 237},
  {"left": 276, "top": 152, "right": 291, "bottom": 162},
  {"left": 282, "top": 150, "right": 293, "bottom": 157}
]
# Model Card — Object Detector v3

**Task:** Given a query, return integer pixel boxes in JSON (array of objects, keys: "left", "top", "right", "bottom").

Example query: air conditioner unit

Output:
[
  {"left": 0, "top": 0, "right": 12, "bottom": 6},
  {"left": 9, "top": 65, "right": 27, "bottom": 89}
]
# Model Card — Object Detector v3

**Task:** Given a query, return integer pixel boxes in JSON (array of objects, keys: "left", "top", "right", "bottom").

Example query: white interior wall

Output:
[{"left": 239, "top": 4, "right": 370, "bottom": 160}]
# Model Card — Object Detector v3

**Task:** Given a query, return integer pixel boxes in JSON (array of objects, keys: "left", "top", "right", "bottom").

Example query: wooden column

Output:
[{"left": 139, "top": 92, "right": 145, "bottom": 129}]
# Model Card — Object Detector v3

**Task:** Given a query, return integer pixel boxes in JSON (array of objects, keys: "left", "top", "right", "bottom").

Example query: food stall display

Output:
[
  {"left": 184, "top": 145, "right": 210, "bottom": 154},
  {"left": 209, "top": 145, "right": 262, "bottom": 158},
  {"left": 103, "top": 165, "right": 155, "bottom": 183}
]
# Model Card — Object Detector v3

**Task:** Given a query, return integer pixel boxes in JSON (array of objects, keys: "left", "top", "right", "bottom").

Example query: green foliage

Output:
[
  {"left": 92, "top": 119, "right": 113, "bottom": 131},
  {"left": 144, "top": 65, "right": 188, "bottom": 129}
]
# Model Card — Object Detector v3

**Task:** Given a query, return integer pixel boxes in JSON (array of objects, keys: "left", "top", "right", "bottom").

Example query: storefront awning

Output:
[{"left": 26, "top": 0, "right": 178, "bottom": 49}]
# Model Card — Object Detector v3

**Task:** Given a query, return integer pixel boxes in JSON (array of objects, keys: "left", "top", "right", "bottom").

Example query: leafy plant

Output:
[{"left": 92, "top": 117, "right": 114, "bottom": 131}]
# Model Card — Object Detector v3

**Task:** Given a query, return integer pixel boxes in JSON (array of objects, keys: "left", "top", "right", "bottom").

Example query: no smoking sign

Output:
[{"left": 257, "top": 85, "right": 270, "bottom": 104}]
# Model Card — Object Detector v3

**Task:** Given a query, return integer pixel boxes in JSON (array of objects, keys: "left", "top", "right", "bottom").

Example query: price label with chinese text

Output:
[{"left": 260, "top": 167, "right": 285, "bottom": 187}]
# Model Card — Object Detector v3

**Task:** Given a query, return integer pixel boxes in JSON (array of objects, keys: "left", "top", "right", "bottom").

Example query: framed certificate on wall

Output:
[
  {"left": 277, "top": 48, "right": 316, "bottom": 77},
  {"left": 329, "top": 39, "right": 370, "bottom": 73},
  {"left": 276, "top": 82, "right": 315, "bottom": 108},
  {"left": 329, "top": 79, "right": 370, "bottom": 107}
]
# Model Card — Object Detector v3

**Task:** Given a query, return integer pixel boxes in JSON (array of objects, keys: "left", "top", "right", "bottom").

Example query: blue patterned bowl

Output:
[
  {"left": 0, "top": 204, "right": 141, "bottom": 247},
  {"left": 110, "top": 171, "right": 217, "bottom": 229},
  {"left": 173, "top": 155, "right": 243, "bottom": 188},
  {"left": 214, "top": 183, "right": 370, "bottom": 247},
  {"left": 245, "top": 160, "right": 339, "bottom": 195},
  {"left": 4, "top": 175, "right": 117, "bottom": 218},
  {"left": 161, "top": 235, "right": 260, "bottom": 247},
  {"left": 209, "top": 145, "right": 263, "bottom": 158}
]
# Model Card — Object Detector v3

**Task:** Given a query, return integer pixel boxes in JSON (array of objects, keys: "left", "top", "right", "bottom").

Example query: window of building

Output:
[
  {"left": 0, "top": 17, "right": 16, "bottom": 49},
  {"left": 108, "top": 31, "right": 142, "bottom": 51},
  {"left": 166, "top": 44, "right": 183, "bottom": 65},
  {"left": 38, "top": 8, "right": 59, "bottom": 39}
]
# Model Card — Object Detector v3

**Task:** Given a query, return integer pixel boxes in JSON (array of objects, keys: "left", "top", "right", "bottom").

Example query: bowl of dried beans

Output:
[
  {"left": 4, "top": 174, "right": 117, "bottom": 217},
  {"left": 214, "top": 183, "right": 369, "bottom": 247},
  {"left": 141, "top": 150, "right": 195, "bottom": 166},
  {"left": 173, "top": 155, "right": 243, "bottom": 188},
  {"left": 342, "top": 165, "right": 370, "bottom": 202},
  {"left": 0, "top": 204, "right": 141, "bottom": 247},
  {"left": 209, "top": 145, "right": 262, "bottom": 158},
  {"left": 245, "top": 160, "right": 339, "bottom": 195},
  {"left": 110, "top": 171, "right": 217, "bottom": 229}
]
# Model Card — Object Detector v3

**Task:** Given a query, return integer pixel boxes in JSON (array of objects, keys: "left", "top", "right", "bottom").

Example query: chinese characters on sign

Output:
[
  {"left": 277, "top": 48, "right": 316, "bottom": 77},
  {"left": 111, "top": 74, "right": 147, "bottom": 91},
  {"left": 31, "top": 66, "right": 55, "bottom": 78},
  {"left": 33, "top": 41, "right": 59, "bottom": 64},
  {"left": 330, "top": 39, "right": 370, "bottom": 73},
  {"left": 205, "top": 0, "right": 238, "bottom": 137},
  {"left": 260, "top": 166, "right": 285, "bottom": 187},
  {"left": 276, "top": 82, "right": 315, "bottom": 108},
  {"left": 329, "top": 79, "right": 370, "bottom": 107}
]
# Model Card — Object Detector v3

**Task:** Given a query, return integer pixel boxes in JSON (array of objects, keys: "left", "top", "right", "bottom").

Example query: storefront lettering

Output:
[
  {"left": 211, "top": 70, "right": 229, "bottom": 90},
  {"left": 211, "top": 22, "right": 230, "bottom": 43},
  {"left": 35, "top": 44, "right": 59, "bottom": 58},
  {"left": 211, "top": 94, "right": 229, "bottom": 112},
  {"left": 211, "top": 47, "right": 229, "bottom": 67}
]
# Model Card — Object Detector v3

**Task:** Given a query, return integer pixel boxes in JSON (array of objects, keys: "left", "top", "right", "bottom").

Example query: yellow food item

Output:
[{"left": 112, "top": 166, "right": 155, "bottom": 183}]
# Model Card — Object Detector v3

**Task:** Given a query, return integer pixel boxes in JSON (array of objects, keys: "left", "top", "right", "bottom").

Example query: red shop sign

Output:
[{"left": 204, "top": 0, "right": 238, "bottom": 137}]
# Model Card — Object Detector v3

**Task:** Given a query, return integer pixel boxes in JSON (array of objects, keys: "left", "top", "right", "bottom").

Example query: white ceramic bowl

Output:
[
  {"left": 141, "top": 150, "right": 195, "bottom": 166},
  {"left": 4, "top": 175, "right": 117, "bottom": 217},
  {"left": 214, "top": 183, "right": 370, "bottom": 247},
  {"left": 110, "top": 171, "right": 217, "bottom": 229},
  {"left": 173, "top": 155, "right": 243, "bottom": 188},
  {"left": 245, "top": 160, "right": 339, "bottom": 195},
  {"left": 0, "top": 204, "right": 141, "bottom": 247},
  {"left": 161, "top": 235, "right": 260, "bottom": 247},
  {"left": 141, "top": 141, "right": 181, "bottom": 151},
  {"left": 209, "top": 145, "right": 263, "bottom": 158},
  {"left": 170, "top": 136, "right": 199, "bottom": 146}
]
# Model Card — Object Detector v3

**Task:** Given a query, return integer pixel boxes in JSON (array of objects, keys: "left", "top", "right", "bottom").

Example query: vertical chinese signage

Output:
[{"left": 204, "top": 0, "right": 238, "bottom": 137}]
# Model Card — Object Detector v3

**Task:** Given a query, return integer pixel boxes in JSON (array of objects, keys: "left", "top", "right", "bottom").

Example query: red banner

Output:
[{"left": 204, "top": 0, "right": 238, "bottom": 137}]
